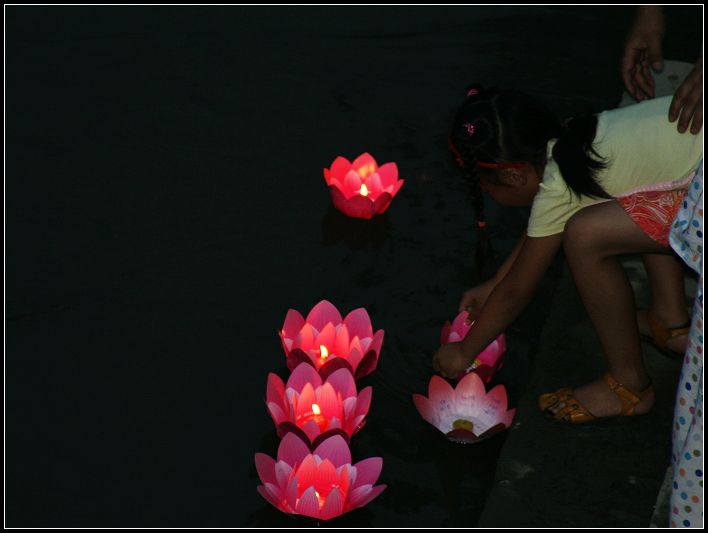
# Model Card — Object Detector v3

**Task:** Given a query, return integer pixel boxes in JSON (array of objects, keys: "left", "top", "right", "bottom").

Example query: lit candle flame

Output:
[
  {"left": 319, "top": 345, "right": 329, "bottom": 359},
  {"left": 311, "top": 403, "right": 321, "bottom": 415},
  {"left": 359, "top": 184, "right": 369, "bottom": 196}
]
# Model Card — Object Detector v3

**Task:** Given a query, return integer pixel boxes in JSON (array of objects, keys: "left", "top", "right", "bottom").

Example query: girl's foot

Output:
[
  {"left": 637, "top": 308, "right": 690, "bottom": 355},
  {"left": 540, "top": 373, "right": 654, "bottom": 421}
]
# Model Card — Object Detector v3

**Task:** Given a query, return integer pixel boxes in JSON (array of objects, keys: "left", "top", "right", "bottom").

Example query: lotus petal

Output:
[
  {"left": 267, "top": 373, "right": 287, "bottom": 408},
  {"left": 325, "top": 368, "right": 357, "bottom": 399},
  {"left": 275, "top": 460, "right": 293, "bottom": 489},
  {"left": 277, "top": 432, "right": 311, "bottom": 468},
  {"left": 314, "top": 458, "right": 339, "bottom": 497},
  {"left": 351, "top": 457, "right": 383, "bottom": 489},
  {"left": 343, "top": 170, "right": 363, "bottom": 197},
  {"left": 319, "top": 357, "right": 354, "bottom": 382},
  {"left": 344, "top": 308, "right": 373, "bottom": 340},
  {"left": 370, "top": 329, "right": 384, "bottom": 355},
  {"left": 316, "top": 382, "right": 341, "bottom": 420},
  {"left": 440, "top": 321, "right": 452, "bottom": 345},
  {"left": 316, "top": 322, "right": 337, "bottom": 353},
  {"left": 306, "top": 300, "right": 343, "bottom": 332},
  {"left": 376, "top": 162, "right": 398, "bottom": 188},
  {"left": 285, "top": 348, "right": 314, "bottom": 373},
  {"left": 390, "top": 179, "right": 405, "bottom": 198},
  {"left": 412, "top": 394, "right": 435, "bottom": 425},
  {"left": 286, "top": 363, "right": 322, "bottom": 395},
  {"left": 311, "top": 428, "right": 349, "bottom": 450},
  {"left": 373, "top": 193, "right": 393, "bottom": 215},
  {"left": 451, "top": 311, "right": 470, "bottom": 336},
  {"left": 354, "top": 350, "right": 378, "bottom": 379},
  {"left": 366, "top": 173, "right": 384, "bottom": 197},
  {"left": 295, "top": 485, "right": 321, "bottom": 518},
  {"left": 454, "top": 371, "right": 486, "bottom": 414},
  {"left": 428, "top": 375, "right": 455, "bottom": 408},
  {"left": 257, "top": 484, "right": 283, "bottom": 510},
  {"left": 330, "top": 187, "right": 376, "bottom": 220},
  {"left": 348, "top": 484, "right": 386, "bottom": 510},
  {"left": 354, "top": 386, "right": 372, "bottom": 418},
  {"left": 296, "top": 383, "right": 317, "bottom": 419},
  {"left": 352, "top": 153, "right": 378, "bottom": 178},
  {"left": 286, "top": 476, "right": 298, "bottom": 511},
  {"left": 282, "top": 309, "right": 305, "bottom": 338},
  {"left": 347, "top": 347, "right": 364, "bottom": 375},
  {"left": 333, "top": 326, "right": 350, "bottom": 360},
  {"left": 320, "top": 487, "right": 344, "bottom": 521},
  {"left": 255, "top": 453, "right": 277, "bottom": 486},
  {"left": 313, "top": 434, "right": 351, "bottom": 467},
  {"left": 267, "top": 402, "right": 288, "bottom": 426},
  {"left": 338, "top": 464, "right": 352, "bottom": 494},
  {"left": 448, "top": 332, "right": 463, "bottom": 343},
  {"left": 298, "top": 324, "right": 316, "bottom": 353},
  {"left": 328, "top": 156, "right": 352, "bottom": 182}
]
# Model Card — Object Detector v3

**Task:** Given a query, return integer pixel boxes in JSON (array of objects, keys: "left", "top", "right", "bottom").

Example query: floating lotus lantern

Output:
[
  {"left": 279, "top": 300, "right": 384, "bottom": 380},
  {"left": 413, "top": 372, "right": 515, "bottom": 443},
  {"left": 267, "top": 363, "right": 372, "bottom": 447},
  {"left": 255, "top": 433, "right": 386, "bottom": 521},
  {"left": 441, "top": 311, "right": 506, "bottom": 383},
  {"left": 323, "top": 153, "right": 404, "bottom": 219}
]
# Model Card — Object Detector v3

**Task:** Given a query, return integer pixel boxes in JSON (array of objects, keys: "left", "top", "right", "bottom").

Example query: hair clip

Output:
[
  {"left": 467, "top": 88, "right": 480, "bottom": 97},
  {"left": 462, "top": 123, "right": 475, "bottom": 136}
]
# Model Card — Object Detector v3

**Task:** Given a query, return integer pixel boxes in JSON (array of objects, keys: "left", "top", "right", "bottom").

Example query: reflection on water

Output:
[{"left": 321, "top": 207, "right": 392, "bottom": 251}]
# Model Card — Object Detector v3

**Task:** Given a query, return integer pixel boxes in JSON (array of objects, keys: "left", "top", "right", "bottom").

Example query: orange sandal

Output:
[
  {"left": 639, "top": 309, "right": 690, "bottom": 360},
  {"left": 538, "top": 373, "right": 654, "bottom": 424}
]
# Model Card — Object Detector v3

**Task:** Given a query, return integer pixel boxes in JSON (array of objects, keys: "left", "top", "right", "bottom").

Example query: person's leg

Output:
[
  {"left": 552, "top": 201, "right": 673, "bottom": 418},
  {"left": 639, "top": 254, "right": 690, "bottom": 353}
]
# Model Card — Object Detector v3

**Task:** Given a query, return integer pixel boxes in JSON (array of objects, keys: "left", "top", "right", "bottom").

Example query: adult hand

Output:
[
  {"left": 432, "top": 341, "right": 472, "bottom": 380},
  {"left": 621, "top": 6, "right": 665, "bottom": 101},
  {"left": 669, "top": 57, "right": 703, "bottom": 134}
]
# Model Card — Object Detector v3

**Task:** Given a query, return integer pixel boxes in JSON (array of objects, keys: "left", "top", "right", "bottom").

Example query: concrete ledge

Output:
[{"left": 478, "top": 263, "right": 687, "bottom": 527}]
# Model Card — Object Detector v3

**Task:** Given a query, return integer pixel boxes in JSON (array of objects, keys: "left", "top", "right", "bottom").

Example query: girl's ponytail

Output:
[{"left": 552, "top": 116, "right": 611, "bottom": 199}]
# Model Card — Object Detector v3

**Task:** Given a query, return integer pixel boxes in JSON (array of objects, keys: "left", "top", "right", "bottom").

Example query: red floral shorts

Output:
[{"left": 616, "top": 188, "right": 688, "bottom": 247}]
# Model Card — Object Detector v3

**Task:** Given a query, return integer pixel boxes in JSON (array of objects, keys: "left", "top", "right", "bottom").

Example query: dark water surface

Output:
[{"left": 6, "top": 6, "right": 700, "bottom": 527}]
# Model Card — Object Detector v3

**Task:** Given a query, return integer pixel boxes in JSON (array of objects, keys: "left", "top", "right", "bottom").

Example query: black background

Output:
[{"left": 6, "top": 5, "right": 702, "bottom": 527}]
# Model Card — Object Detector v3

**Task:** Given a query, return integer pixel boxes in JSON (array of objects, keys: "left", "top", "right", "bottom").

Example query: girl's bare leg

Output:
[{"left": 552, "top": 201, "right": 673, "bottom": 417}]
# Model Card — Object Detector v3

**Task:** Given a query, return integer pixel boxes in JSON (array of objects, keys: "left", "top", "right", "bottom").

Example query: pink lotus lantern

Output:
[
  {"left": 323, "top": 153, "right": 404, "bottom": 219},
  {"left": 279, "top": 300, "right": 384, "bottom": 380},
  {"left": 267, "top": 363, "right": 372, "bottom": 447},
  {"left": 255, "top": 433, "right": 386, "bottom": 521},
  {"left": 441, "top": 311, "right": 506, "bottom": 383},
  {"left": 413, "top": 372, "right": 515, "bottom": 443}
]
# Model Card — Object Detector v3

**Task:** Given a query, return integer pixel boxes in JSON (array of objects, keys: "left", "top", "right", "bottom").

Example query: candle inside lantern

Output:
[
  {"left": 297, "top": 403, "right": 328, "bottom": 432},
  {"left": 305, "top": 403, "right": 329, "bottom": 432},
  {"left": 319, "top": 345, "right": 329, "bottom": 360},
  {"left": 359, "top": 184, "right": 369, "bottom": 197}
]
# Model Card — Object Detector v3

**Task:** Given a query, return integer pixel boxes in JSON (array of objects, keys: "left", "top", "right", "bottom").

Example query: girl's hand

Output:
[
  {"left": 459, "top": 280, "right": 496, "bottom": 324},
  {"left": 432, "top": 341, "right": 473, "bottom": 380}
]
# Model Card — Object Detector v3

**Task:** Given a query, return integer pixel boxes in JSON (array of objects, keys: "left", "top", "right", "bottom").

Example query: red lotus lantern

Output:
[
  {"left": 323, "top": 153, "right": 404, "bottom": 219},
  {"left": 267, "top": 363, "right": 372, "bottom": 447},
  {"left": 441, "top": 311, "right": 506, "bottom": 383},
  {"left": 255, "top": 433, "right": 386, "bottom": 520},
  {"left": 279, "top": 300, "right": 384, "bottom": 380},
  {"left": 413, "top": 372, "right": 515, "bottom": 443}
]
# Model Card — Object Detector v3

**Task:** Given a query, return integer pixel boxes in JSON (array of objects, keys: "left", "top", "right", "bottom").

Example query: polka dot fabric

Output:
[{"left": 669, "top": 160, "right": 703, "bottom": 529}]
